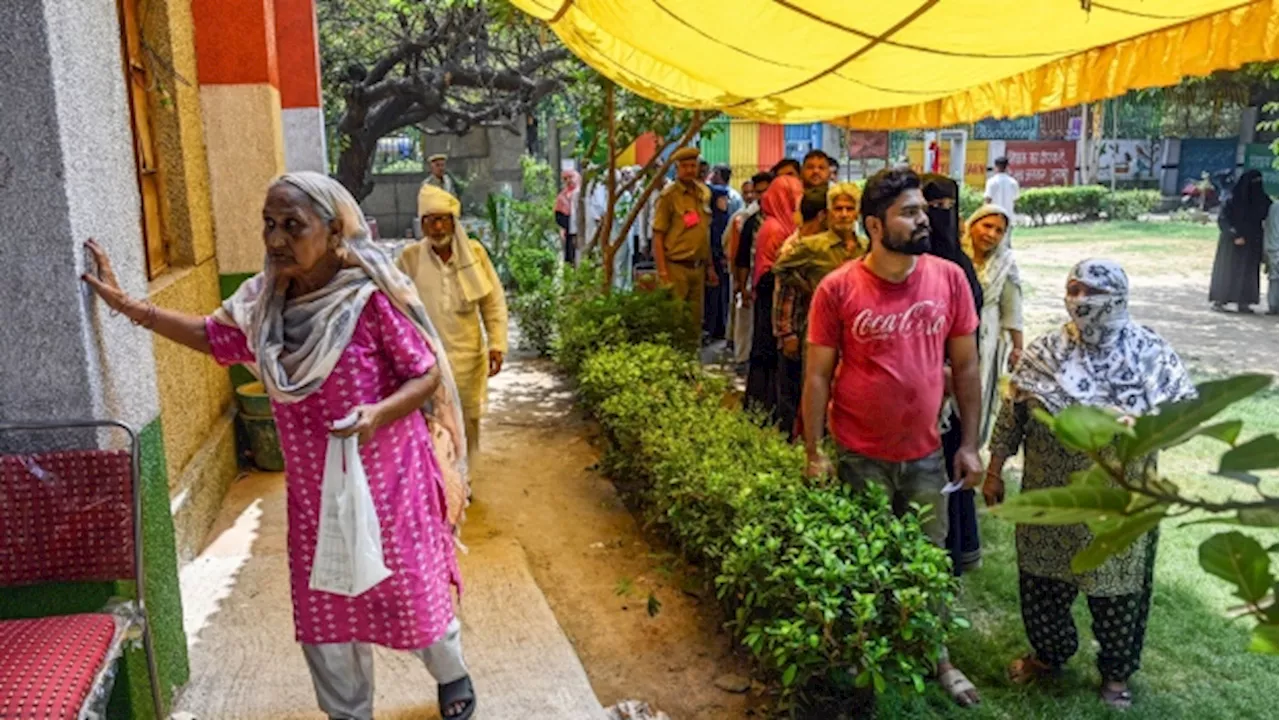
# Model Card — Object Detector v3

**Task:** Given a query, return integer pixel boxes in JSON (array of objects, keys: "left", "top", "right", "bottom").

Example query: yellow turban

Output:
[
  {"left": 418, "top": 183, "right": 461, "bottom": 219},
  {"left": 828, "top": 182, "right": 861, "bottom": 210}
]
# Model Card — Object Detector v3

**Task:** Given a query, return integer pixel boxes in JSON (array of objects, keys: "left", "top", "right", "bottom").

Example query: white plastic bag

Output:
[{"left": 309, "top": 413, "right": 393, "bottom": 597}]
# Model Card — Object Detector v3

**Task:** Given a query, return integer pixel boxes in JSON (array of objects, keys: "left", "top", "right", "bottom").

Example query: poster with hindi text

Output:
[{"left": 1003, "top": 141, "right": 1076, "bottom": 187}]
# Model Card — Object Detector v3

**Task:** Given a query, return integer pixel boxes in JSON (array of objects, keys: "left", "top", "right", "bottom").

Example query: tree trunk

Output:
[
  {"left": 601, "top": 83, "right": 618, "bottom": 293},
  {"left": 336, "top": 132, "right": 377, "bottom": 202}
]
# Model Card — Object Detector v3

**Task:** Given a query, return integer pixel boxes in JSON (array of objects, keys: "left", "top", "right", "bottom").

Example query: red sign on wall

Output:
[
  {"left": 1004, "top": 141, "right": 1076, "bottom": 187},
  {"left": 847, "top": 131, "right": 889, "bottom": 160}
]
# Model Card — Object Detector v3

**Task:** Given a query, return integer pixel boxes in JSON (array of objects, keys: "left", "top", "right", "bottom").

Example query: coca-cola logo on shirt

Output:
[{"left": 851, "top": 300, "right": 948, "bottom": 342}]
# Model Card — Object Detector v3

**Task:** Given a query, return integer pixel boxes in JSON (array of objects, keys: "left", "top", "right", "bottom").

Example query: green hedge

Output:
[
  {"left": 1016, "top": 186, "right": 1163, "bottom": 225},
  {"left": 552, "top": 271, "right": 699, "bottom": 375},
  {"left": 1103, "top": 189, "right": 1163, "bottom": 221},
  {"left": 565, "top": 302, "right": 960, "bottom": 710}
]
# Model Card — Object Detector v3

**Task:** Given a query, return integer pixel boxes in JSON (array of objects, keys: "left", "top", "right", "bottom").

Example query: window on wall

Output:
[{"left": 117, "top": 0, "right": 167, "bottom": 279}]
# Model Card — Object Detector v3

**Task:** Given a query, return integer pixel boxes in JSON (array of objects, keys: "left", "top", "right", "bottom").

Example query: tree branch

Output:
[{"left": 606, "top": 112, "right": 709, "bottom": 260}]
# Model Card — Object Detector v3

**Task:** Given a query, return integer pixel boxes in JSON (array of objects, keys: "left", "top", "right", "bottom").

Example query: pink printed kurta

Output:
[{"left": 207, "top": 291, "right": 461, "bottom": 649}]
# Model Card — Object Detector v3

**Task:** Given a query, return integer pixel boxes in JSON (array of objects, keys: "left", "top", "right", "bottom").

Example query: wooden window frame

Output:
[{"left": 118, "top": 0, "right": 168, "bottom": 279}]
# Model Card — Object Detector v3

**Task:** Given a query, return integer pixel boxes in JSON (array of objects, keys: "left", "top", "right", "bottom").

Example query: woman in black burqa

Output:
[
  {"left": 1210, "top": 169, "right": 1273, "bottom": 313},
  {"left": 922, "top": 174, "right": 984, "bottom": 575}
]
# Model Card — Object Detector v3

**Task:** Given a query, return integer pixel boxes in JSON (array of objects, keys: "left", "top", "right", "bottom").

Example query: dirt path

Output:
[
  {"left": 468, "top": 353, "right": 762, "bottom": 719},
  {"left": 1015, "top": 227, "right": 1278, "bottom": 376}
]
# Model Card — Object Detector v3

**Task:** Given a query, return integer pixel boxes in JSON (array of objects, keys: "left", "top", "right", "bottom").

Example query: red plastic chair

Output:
[{"left": 0, "top": 421, "right": 164, "bottom": 720}]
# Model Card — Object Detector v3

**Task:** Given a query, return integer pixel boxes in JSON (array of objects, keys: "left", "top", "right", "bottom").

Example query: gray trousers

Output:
[
  {"left": 301, "top": 618, "right": 468, "bottom": 720},
  {"left": 836, "top": 447, "right": 952, "bottom": 664},
  {"left": 835, "top": 447, "right": 949, "bottom": 546}
]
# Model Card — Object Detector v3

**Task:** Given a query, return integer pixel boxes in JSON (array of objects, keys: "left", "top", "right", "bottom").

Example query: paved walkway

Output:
[{"left": 173, "top": 428, "right": 604, "bottom": 718}]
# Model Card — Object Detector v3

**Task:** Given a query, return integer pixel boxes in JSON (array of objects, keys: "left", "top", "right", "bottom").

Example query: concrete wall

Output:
[
  {"left": 423, "top": 124, "right": 528, "bottom": 204},
  {"left": 0, "top": 0, "right": 188, "bottom": 715},
  {"left": 140, "top": 0, "right": 240, "bottom": 569},
  {"left": 362, "top": 125, "right": 528, "bottom": 237}
]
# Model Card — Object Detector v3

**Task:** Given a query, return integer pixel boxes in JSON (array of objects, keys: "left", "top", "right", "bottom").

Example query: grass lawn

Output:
[
  {"left": 882, "top": 387, "right": 1278, "bottom": 719},
  {"left": 878, "top": 219, "right": 1278, "bottom": 718}
]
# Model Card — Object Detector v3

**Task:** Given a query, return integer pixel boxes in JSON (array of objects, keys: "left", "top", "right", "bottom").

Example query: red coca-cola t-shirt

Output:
[{"left": 807, "top": 255, "right": 979, "bottom": 462}]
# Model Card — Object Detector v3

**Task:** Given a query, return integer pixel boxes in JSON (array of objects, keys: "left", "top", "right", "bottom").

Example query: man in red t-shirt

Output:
[{"left": 803, "top": 167, "right": 983, "bottom": 707}]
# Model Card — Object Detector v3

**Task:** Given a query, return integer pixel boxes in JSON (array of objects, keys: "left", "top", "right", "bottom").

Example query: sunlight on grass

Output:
[{"left": 1018, "top": 221, "right": 1220, "bottom": 245}]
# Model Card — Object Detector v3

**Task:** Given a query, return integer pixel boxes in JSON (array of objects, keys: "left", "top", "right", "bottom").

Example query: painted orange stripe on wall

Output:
[
  {"left": 757, "top": 124, "right": 784, "bottom": 171},
  {"left": 274, "top": 0, "right": 321, "bottom": 108},
  {"left": 192, "top": 0, "right": 279, "bottom": 88}
]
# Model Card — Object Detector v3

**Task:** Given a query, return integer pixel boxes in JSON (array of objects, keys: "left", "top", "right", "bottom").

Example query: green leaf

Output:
[
  {"left": 1193, "top": 420, "right": 1245, "bottom": 446},
  {"left": 1053, "top": 405, "right": 1134, "bottom": 453},
  {"left": 992, "top": 486, "right": 1132, "bottom": 525},
  {"left": 1069, "top": 465, "right": 1113, "bottom": 488},
  {"left": 1249, "top": 623, "right": 1279, "bottom": 654},
  {"left": 1119, "top": 374, "right": 1274, "bottom": 459},
  {"left": 782, "top": 664, "right": 797, "bottom": 687},
  {"left": 1199, "top": 531, "right": 1277, "bottom": 604},
  {"left": 1072, "top": 505, "right": 1167, "bottom": 573},
  {"left": 1218, "top": 434, "right": 1280, "bottom": 474}
]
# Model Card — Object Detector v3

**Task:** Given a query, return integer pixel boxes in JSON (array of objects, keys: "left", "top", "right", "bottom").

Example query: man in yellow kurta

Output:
[{"left": 398, "top": 185, "right": 508, "bottom": 457}]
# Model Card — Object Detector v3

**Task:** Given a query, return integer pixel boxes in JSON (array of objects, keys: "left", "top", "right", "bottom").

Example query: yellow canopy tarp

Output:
[{"left": 512, "top": 0, "right": 1279, "bottom": 128}]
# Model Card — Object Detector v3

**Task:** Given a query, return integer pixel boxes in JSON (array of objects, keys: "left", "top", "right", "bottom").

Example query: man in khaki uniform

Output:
[{"left": 652, "top": 146, "right": 717, "bottom": 331}]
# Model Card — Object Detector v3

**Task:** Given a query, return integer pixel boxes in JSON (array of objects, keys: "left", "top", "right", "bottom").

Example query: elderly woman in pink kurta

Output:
[{"left": 81, "top": 172, "right": 476, "bottom": 720}]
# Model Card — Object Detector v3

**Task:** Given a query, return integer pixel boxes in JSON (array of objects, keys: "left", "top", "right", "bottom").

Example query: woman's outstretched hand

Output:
[{"left": 81, "top": 238, "right": 127, "bottom": 310}]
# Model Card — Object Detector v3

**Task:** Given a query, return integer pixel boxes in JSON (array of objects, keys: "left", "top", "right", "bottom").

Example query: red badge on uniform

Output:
[{"left": 682, "top": 209, "right": 699, "bottom": 228}]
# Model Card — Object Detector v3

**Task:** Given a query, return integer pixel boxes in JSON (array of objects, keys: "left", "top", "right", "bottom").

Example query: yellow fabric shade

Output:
[{"left": 512, "top": 0, "right": 1278, "bottom": 128}]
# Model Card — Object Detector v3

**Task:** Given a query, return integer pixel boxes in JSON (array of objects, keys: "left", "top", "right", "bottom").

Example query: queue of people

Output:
[
  {"left": 93, "top": 143, "right": 1229, "bottom": 717},
  {"left": 638, "top": 149, "right": 1199, "bottom": 710}
]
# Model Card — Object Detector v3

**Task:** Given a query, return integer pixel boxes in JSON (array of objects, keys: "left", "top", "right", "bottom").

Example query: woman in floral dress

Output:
[
  {"left": 982, "top": 259, "right": 1196, "bottom": 710},
  {"left": 81, "top": 172, "right": 476, "bottom": 719}
]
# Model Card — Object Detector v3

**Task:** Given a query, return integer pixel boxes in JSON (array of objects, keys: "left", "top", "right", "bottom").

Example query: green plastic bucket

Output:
[
  {"left": 241, "top": 412, "right": 285, "bottom": 472},
  {"left": 234, "top": 381, "right": 272, "bottom": 417}
]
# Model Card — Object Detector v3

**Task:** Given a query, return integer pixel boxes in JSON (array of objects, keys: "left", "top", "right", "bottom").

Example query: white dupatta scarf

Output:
[{"left": 211, "top": 171, "right": 470, "bottom": 529}]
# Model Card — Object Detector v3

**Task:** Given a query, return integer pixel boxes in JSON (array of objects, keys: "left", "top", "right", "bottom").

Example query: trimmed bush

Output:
[
  {"left": 1018, "top": 185, "right": 1108, "bottom": 225},
  {"left": 507, "top": 243, "right": 560, "bottom": 355},
  {"left": 1103, "top": 189, "right": 1162, "bottom": 221},
  {"left": 573, "top": 338, "right": 960, "bottom": 711},
  {"left": 553, "top": 281, "right": 699, "bottom": 375}
]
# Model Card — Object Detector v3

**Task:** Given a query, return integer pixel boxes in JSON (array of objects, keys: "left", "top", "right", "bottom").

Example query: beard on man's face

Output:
[{"left": 881, "top": 224, "right": 931, "bottom": 255}]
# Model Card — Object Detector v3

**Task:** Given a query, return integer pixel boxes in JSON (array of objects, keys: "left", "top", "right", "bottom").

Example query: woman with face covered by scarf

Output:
[
  {"left": 921, "top": 175, "right": 984, "bottom": 575},
  {"left": 82, "top": 172, "right": 478, "bottom": 719},
  {"left": 1210, "top": 169, "right": 1272, "bottom": 312},
  {"left": 982, "top": 259, "right": 1195, "bottom": 710}
]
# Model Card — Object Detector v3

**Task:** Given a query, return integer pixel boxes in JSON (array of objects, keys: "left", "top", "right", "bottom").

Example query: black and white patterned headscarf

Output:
[{"left": 1011, "top": 259, "right": 1196, "bottom": 415}]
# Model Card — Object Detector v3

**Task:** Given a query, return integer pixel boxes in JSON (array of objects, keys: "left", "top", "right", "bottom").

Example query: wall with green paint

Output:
[{"left": 0, "top": 419, "right": 189, "bottom": 719}]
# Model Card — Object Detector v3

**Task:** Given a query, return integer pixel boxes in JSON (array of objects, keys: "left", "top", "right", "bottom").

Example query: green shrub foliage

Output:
[{"left": 573, "top": 337, "right": 960, "bottom": 709}]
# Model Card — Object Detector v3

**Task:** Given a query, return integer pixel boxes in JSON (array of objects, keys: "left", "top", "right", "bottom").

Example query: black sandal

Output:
[{"left": 439, "top": 675, "right": 476, "bottom": 719}]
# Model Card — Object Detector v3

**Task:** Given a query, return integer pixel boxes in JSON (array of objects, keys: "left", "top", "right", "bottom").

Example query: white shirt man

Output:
[{"left": 984, "top": 157, "right": 1020, "bottom": 218}]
